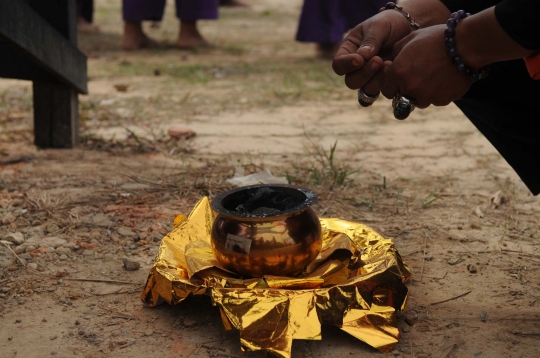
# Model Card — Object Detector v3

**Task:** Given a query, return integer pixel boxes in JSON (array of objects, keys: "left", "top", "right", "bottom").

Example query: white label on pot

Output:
[{"left": 225, "top": 234, "right": 252, "bottom": 255}]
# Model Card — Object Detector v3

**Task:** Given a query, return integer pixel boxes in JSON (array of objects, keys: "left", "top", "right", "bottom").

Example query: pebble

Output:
[
  {"left": 59, "top": 254, "right": 68, "bottom": 261},
  {"left": 122, "top": 258, "right": 140, "bottom": 271},
  {"left": 19, "top": 253, "right": 32, "bottom": 260},
  {"left": 167, "top": 126, "right": 196, "bottom": 139},
  {"left": 46, "top": 247, "right": 56, "bottom": 254},
  {"left": 27, "top": 263, "right": 38, "bottom": 270},
  {"left": 4, "top": 232, "right": 25, "bottom": 245},
  {"left": 447, "top": 257, "right": 463, "bottom": 265},
  {"left": 183, "top": 318, "right": 198, "bottom": 328},
  {"left": 56, "top": 247, "right": 71, "bottom": 256},
  {"left": 18, "top": 299, "right": 25, "bottom": 305},
  {"left": 1, "top": 287, "right": 10, "bottom": 293},
  {"left": 14, "top": 244, "right": 28, "bottom": 254},
  {"left": 15, "top": 319, "right": 21, "bottom": 323},
  {"left": 117, "top": 227, "right": 135, "bottom": 237},
  {"left": 25, "top": 245, "right": 37, "bottom": 253},
  {"left": 82, "top": 250, "right": 95, "bottom": 256},
  {"left": 1, "top": 213, "right": 16, "bottom": 225},
  {"left": 63, "top": 243, "right": 79, "bottom": 250},
  {"left": 45, "top": 224, "right": 60, "bottom": 234},
  {"left": 41, "top": 237, "right": 68, "bottom": 248}
]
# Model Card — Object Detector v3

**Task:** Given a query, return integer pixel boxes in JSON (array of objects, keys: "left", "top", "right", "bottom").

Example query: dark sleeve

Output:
[
  {"left": 439, "top": 0, "right": 499, "bottom": 14},
  {"left": 440, "top": 0, "right": 540, "bottom": 50},
  {"left": 495, "top": 1, "right": 540, "bottom": 50}
]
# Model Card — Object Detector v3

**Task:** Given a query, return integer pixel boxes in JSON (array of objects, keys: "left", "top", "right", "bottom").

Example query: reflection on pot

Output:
[{"left": 210, "top": 184, "right": 322, "bottom": 277}]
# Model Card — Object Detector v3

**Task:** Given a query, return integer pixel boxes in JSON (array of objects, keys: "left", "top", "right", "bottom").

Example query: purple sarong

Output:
[
  {"left": 296, "top": 0, "right": 387, "bottom": 44},
  {"left": 122, "top": 0, "right": 219, "bottom": 21}
]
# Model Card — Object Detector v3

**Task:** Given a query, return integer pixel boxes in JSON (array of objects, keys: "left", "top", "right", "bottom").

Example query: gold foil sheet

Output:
[{"left": 141, "top": 197, "right": 412, "bottom": 357}]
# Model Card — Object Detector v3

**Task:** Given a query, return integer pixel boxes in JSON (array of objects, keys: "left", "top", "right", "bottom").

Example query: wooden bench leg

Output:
[{"left": 33, "top": 82, "right": 79, "bottom": 148}]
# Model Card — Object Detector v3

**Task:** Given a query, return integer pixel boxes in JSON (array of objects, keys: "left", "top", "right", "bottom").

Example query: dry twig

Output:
[
  {"left": 63, "top": 278, "right": 141, "bottom": 285},
  {"left": 2, "top": 242, "right": 27, "bottom": 267},
  {"left": 430, "top": 291, "right": 472, "bottom": 306}
]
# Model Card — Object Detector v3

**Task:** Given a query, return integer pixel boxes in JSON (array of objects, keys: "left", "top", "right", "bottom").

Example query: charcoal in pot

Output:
[
  {"left": 240, "top": 188, "right": 297, "bottom": 213},
  {"left": 250, "top": 207, "right": 282, "bottom": 216}
]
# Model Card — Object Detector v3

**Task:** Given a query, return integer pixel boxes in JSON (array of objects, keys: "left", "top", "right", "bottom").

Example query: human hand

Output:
[
  {"left": 381, "top": 25, "right": 472, "bottom": 108},
  {"left": 332, "top": 10, "right": 414, "bottom": 93}
]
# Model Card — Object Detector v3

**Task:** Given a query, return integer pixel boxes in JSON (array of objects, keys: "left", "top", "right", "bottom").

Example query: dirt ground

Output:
[{"left": 1, "top": 1, "right": 540, "bottom": 357}]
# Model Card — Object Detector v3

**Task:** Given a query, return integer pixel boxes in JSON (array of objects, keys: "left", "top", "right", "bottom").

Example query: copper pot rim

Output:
[{"left": 210, "top": 184, "right": 318, "bottom": 219}]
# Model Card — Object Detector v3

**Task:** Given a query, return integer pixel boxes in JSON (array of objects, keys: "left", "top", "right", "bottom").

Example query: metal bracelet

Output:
[{"left": 379, "top": 2, "right": 420, "bottom": 30}]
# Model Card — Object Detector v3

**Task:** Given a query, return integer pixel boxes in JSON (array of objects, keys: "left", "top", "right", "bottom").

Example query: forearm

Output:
[{"left": 456, "top": 7, "right": 538, "bottom": 70}]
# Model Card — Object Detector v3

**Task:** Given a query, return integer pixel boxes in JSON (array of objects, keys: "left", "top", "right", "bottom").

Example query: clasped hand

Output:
[{"left": 332, "top": 13, "right": 472, "bottom": 109}]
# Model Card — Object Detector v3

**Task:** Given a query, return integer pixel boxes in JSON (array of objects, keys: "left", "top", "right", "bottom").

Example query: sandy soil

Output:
[{"left": 1, "top": 1, "right": 539, "bottom": 357}]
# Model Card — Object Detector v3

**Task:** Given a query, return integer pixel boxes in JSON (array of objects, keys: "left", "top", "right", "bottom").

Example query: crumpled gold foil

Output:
[{"left": 141, "top": 197, "right": 412, "bottom": 357}]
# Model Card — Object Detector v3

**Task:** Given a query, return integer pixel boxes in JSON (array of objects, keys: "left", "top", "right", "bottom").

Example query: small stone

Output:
[
  {"left": 183, "top": 318, "right": 197, "bottom": 328},
  {"left": 25, "top": 245, "right": 37, "bottom": 253},
  {"left": 45, "top": 223, "right": 60, "bottom": 234},
  {"left": 167, "top": 126, "right": 196, "bottom": 139},
  {"left": 1, "top": 213, "right": 16, "bottom": 225},
  {"left": 50, "top": 335, "right": 57, "bottom": 340},
  {"left": 117, "top": 227, "right": 135, "bottom": 237},
  {"left": 56, "top": 247, "right": 71, "bottom": 256},
  {"left": 46, "top": 247, "right": 56, "bottom": 254},
  {"left": 467, "top": 264, "right": 478, "bottom": 274},
  {"left": 82, "top": 250, "right": 95, "bottom": 256},
  {"left": 1, "top": 287, "right": 10, "bottom": 293},
  {"left": 78, "top": 330, "right": 85, "bottom": 335},
  {"left": 15, "top": 319, "right": 21, "bottom": 323},
  {"left": 114, "top": 84, "right": 129, "bottom": 92},
  {"left": 122, "top": 258, "right": 140, "bottom": 271},
  {"left": 27, "top": 263, "right": 38, "bottom": 270},
  {"left": 144, "top": 329, "right": 154, "bottom": 336},
  {"left": 447, "top": 256, "right": 463, "bottom": 265},
  {"left": 404, "top": 314, "right": 417, "bottom": 326},
  {"left": 59, "top": 254, "right": 68, "bottom": 261},
  {"left": 63, "top": 243, "right": 79, "bottom": 250},
  {"left": 18, "top": 299, "right": 25, "bottom": 305},
  {"left": 14, "top": 244, "right": 28, "bottom": 254},
  {"left": 402, "top": 325, "right": 410, "bottom": 333},
  {"left": 41, "top": 237, "right": 68, "bottom": 248},
  {"left": 19, "top": 253, "right": 31, "bottom": 260},
  {"left": 75, "top": 320, "right": 80, "bottom": 325},
  {"left": 4, "top": 232, "right": 25, "bottom": 245}
]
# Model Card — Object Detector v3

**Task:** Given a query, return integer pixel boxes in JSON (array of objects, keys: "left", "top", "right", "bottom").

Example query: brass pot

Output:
[{"left": 210, "top": 184, "right": 322, "bottom": 278}]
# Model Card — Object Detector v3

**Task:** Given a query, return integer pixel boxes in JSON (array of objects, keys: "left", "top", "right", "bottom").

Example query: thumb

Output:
[{"left": 356, "top": 23, "right": 388, "bottom": 61}]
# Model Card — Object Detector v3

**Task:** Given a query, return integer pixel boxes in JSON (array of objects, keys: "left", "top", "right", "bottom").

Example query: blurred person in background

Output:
[
  {"left": 77, "top": 0, "right": 100, "bottom": 33},
  {"left": 296, "top": 0, "right": 387, "bottom": 58},
  {"left": 122, "top": 0, "right": 219, "bottom": 50},
  {"left": 219, "top": 0, "right": 251, "bottom": 7}
]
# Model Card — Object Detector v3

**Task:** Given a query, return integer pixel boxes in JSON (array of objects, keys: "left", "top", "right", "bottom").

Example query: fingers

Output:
[
  {"left": 356, "top": 22, "right": 390, "bottom": 62},
  {"left": 380, "top": 61, "right": 398, "bottom": 100},
  {"left": 343, "top": 56, "right": 384, "bottom": 89},
  {"left": 332, "top": 53, "right": 365, "bottom": 76},
  {"left": 362, "top": 67, "right": 385, "bottom": 96}
]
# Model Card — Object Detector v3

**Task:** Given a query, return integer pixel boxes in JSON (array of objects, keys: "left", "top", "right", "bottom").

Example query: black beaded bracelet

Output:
[{"left": 444, "top": 10, "right": 489, "bottom": 82}]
